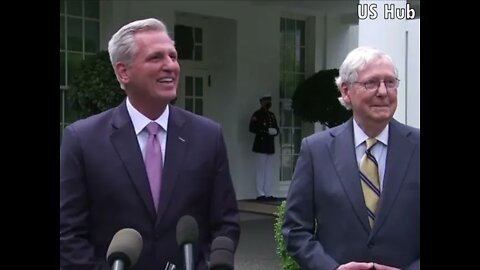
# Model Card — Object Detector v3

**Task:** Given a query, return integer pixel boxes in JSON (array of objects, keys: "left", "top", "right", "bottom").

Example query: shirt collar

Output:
[
  {"left": 126, "top": 97, "right": 169, "bottom": 135},
  {"left": 353, "top": 118, "right": 389, "bottom": 148}
]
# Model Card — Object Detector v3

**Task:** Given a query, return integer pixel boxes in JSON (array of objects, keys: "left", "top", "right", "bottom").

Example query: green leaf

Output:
[
  {"left": 274, "top": 200, "right": 300, "bottom": 270},
  {"left": 291, "top": 69, "right": 352, "bottom": 128},
  {"left": 68, "top": 50, "right": 125, "bottom": 119}
]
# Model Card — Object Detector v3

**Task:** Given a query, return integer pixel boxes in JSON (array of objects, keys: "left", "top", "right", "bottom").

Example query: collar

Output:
[{"left": 126, "top": 97, "right": 169, "bottom": 134}]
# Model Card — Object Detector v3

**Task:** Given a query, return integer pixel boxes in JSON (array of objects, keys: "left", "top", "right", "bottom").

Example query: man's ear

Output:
[
  {"left": 115, "top": 62, "right": 129, "bottom": 85},
  {"left": 340, "top": 82, "right": 351, "bottom": 104}
]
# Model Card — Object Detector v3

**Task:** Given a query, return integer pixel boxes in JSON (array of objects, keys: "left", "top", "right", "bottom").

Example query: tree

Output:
[{"left": 291, "top": 69, "right": 352, "bottom": 128}]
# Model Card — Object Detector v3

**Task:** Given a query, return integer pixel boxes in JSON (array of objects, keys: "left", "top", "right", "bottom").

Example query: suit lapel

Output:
[
  {"left": 110, "top": 101, "right": 157, "bottom": 220},
  {"left": 330, "top": 119, "right": 370, "bottom": 234},
  {"left": 370, "top": 120, "right": 416, "bottom": 237},
  {"left": 155, "top": 105, "right": 188, "bottom": 226}
]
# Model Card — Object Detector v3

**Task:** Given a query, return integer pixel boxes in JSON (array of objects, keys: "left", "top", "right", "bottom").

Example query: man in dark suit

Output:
[
  {"left": 282, "top": 47, "right": 419, "bottom": 270},
  {"left": 60, "top": 18, "right": 240, "bottom": 270},
  {"left": 249, "top": 94, "right": 279, "bottom": 201}
]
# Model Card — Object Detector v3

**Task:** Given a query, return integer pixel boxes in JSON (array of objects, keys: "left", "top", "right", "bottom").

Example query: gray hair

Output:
[
  {"left": 107, "top": 18, "right": 171, "bottom": 89},
  {"left": 335, "top": 46, "right": 398, "bottom": 109}
]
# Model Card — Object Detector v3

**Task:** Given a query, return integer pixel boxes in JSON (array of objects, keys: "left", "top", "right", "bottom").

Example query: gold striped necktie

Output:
[{"left": 360, "top": 138, "right": 380, "bottom": 228}]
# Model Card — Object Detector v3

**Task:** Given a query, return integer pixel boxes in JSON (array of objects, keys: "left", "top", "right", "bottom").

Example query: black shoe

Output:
[
  {"left": 256, "top": 196, "right": 267, "bottom": 201},
  {"left": 266, "top": 196, "right": 277, "bottom": 201}
]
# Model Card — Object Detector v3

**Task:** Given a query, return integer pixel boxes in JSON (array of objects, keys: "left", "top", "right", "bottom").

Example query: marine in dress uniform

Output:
[{"left": 249, "top": 94, "right": 279, "bottom": 201}]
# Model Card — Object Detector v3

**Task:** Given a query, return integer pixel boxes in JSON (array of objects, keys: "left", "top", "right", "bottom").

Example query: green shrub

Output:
[
  {"left": 274, "top": 200, "right": 300, "bottom": 270},
  {"left": 291, "top": 68, "right": 352, "bottom": 128},
  {"left": 68, "top": 50, "right": 125, "bottom": 119}
]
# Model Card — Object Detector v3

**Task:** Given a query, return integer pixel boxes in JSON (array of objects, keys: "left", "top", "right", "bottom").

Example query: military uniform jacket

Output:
[{"left": 249, "top": 108, "right": 279, "bottom": 154}]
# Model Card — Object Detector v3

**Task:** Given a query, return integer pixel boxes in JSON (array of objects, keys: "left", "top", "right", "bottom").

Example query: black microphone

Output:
[
  {"left": 209, "top": 236, "right": 234, "bottom": 270},
  {"left": 176, "top": 215, "right": 199, "bottom": 270},
  {"left": 106, "top": 228, "right": 143, "bottom": 270}
]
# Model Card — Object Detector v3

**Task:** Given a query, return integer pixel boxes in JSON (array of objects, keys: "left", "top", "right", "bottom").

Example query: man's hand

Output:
[{"left": 337, "top": 262, "right": 374, "bottom": 270}]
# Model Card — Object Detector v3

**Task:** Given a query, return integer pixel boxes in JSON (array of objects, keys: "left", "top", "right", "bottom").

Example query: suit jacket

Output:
[
  {"left": 282, "top": 118, "right": 419, "bottom": 270},
  {"left": 60, "top": 101, "right": 240, "bottom": 270},
  {"left": 249, "top": 108, "right": 279, "bottom": 154}
]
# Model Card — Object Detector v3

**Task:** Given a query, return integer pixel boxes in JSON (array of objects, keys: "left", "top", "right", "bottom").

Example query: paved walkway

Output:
[{"left": 235, "top": 212, "right": 282, "bottom": 270}]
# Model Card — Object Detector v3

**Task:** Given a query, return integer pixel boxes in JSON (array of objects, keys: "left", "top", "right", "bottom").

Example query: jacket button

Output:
[
  {"left": 367, "top": 242, "right": 374, "bottom": 249},
  {"left": 154, "top": 234, "right": 160, "bottom": 240}
]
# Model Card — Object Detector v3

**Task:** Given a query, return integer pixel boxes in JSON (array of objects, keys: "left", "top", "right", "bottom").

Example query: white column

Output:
[
  {"left": 406, "top": 19, "right": 420, "bottom": 128},
  {"left": 358, "top": 0, "right": 419, "bottom": 125}
]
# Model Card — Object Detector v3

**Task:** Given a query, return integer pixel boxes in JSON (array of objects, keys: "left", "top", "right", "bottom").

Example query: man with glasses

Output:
[{"left": 282, "top": 47, "right": 419, "bottom": 270}]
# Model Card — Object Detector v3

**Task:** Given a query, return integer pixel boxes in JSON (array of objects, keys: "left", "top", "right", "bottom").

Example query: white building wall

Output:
[
  {"left": 406, "top": 18, "right": 420, "bottom": 128},
  {"left": 326, "top": 16, "right": 359, "bottom": 70}
]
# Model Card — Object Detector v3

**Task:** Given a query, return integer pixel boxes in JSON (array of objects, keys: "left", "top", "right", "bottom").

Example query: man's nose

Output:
[{"left": 376, "top": 81, "right": 388, "bottom": 95}]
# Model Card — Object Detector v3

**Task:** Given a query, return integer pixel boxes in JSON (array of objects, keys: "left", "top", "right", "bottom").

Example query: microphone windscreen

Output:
[
  {"left": 106, "top": 228, "right": 143, "bottom": 268},
  {"left": 209, "top": 236, "right": 234, "bottom": 270},
  {"left": 211, "top": 236, "right": 234, "bottom": 252},
  {"left": 176, "top": 215, "right": 199, "bottom": 246}
]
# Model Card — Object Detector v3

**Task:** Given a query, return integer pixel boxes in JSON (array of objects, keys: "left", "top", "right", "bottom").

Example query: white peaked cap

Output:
[{"left": 259, "top": 93, "right": 272, "bottom": 100}]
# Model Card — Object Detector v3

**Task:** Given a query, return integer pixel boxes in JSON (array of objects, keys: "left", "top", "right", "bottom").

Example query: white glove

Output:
[{"left": 268, "top": 128, "right": 278, "bottom": 135}]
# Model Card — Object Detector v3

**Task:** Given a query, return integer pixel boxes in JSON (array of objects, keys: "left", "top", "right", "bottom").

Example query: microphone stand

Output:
[
  {"left": 184, "top": 243, "right": 194, "bottom": 270},
  {"left": 112, "top": 260, "right": 124, "bottom": 270}
]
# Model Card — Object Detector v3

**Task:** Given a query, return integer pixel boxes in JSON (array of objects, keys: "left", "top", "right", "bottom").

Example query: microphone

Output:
[
  {"left": 209, "top": 236, "right": 234, "bottom": 270},
  {"left": 176, "top": 215, "right": 199, "bottom": 270},
  {"left": 106, "top": 228, "right": 143, "bottom": 270}
]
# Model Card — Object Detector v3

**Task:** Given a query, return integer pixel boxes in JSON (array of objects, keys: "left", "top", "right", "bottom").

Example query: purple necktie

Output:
[{"left": 145, "top": 122, "right": 162, "bottom": 211}]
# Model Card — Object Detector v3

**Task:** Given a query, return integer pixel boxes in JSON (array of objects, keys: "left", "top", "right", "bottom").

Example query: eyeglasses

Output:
[{"left": 352, "top": 78, "right": 400, "bottom": 91}]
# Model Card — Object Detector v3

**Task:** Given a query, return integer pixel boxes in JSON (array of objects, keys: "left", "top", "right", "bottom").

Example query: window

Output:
[
  {"left": 184, "top": 76, "right": 204, "bottom": 115},
  {"left": 60, "top": 0, "right": 100, "bottom": 144},
  {"left": 174, "top": 25, "right": 203, "bottom": 61},
  {"left": 279, "top": 17, "right": 305, "bottom": 181}
]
